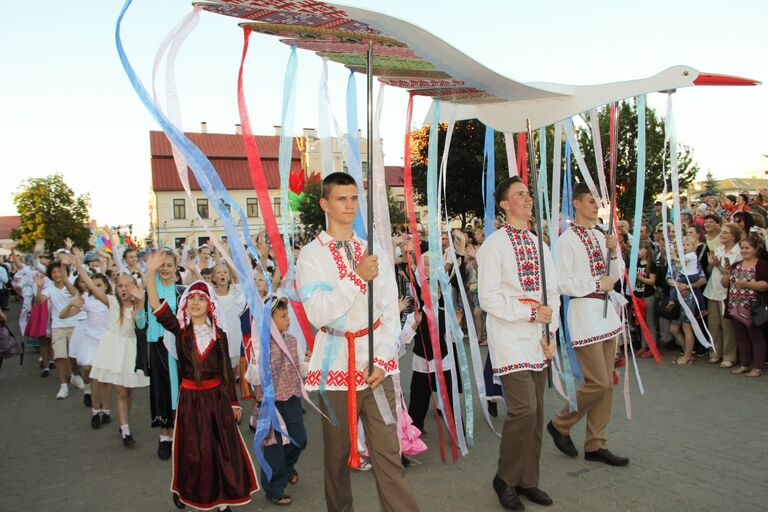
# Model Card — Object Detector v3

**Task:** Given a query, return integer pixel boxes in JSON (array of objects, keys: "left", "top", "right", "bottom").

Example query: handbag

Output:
[
  {"left": 752, "top": 297, "right": 768, "bottom": 327},
  {"left": 729, "top": 302, "right": 753, "bottom": 327},
  {"left": 0, "top": 322, "right": 24, "bottom": 370},
  {"left": 656, "top": 288, "right": 680, "bottom": 320}
]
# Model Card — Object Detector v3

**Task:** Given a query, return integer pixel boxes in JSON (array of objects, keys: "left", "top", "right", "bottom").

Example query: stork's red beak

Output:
[{"left": 693, "top": 73, "right": 761, "bottom": 86}]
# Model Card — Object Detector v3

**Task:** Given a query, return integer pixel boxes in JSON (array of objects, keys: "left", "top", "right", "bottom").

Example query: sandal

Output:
[
  {"left": 707, "top": 357, "right": 721, "bottom": 364},
  {"left": 720, "top": 361, "right": 735, "bottom": 368},
  {"left": 288, "top": 469, "right": 299, "bottom": 485},
  {"left": 745, "top": 369, "right": 763, "bottom": 378},
  {"left": 670, "top": 355, "right": 693, "bottom": 366},
  {"left": 269, "top": 495, "right": 292, "bottom": 506},
  {"left": 732, "top": 366, "right": 750, "bottom": 375}
]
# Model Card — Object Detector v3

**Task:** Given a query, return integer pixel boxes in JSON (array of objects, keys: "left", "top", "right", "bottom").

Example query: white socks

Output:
[
  {"left": 92, "top": 408, "right": 100, "bottom": 416},
  {"left": 102, "top": 409, "right": 110, "bottom": 415},
  {"left": 160, "top": 435, "right": 172, "bottom": 442},
  {"left": 120, "top": 424, "right": 131, "bottom": 437},
  {"left": 84, "top": 384, "right": 91, "bottom": 394}
]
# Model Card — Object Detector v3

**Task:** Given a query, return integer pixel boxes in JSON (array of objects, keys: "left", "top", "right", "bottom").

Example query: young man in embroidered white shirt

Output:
[
  {"left": 478, "top": 176, "right": 559, "bottom": 511},
  {"left": 546, "top": 183, "right": 630, "bottom": 467},
  {"left": 296, "top": 172, "right": 419, "bottom": 512}
]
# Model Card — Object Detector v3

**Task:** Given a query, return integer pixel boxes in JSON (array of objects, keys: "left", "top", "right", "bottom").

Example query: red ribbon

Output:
[
  {"left": 237, "top": 27, "right": 315, "bottom": 349},
  {"left": 517, "top": 133, "right": 528, "bottom": 185},
  {"left": 402, "top": 93, "right": 458, "bottom": 462}
]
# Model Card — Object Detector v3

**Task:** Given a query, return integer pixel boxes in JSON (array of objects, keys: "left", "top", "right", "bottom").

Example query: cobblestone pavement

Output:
[{"left": 1, "top": 298, "right": 766, "bottom": 511}]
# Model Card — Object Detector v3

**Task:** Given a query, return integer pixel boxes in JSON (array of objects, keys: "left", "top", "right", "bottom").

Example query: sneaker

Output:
[
  {"left": 83, "top": 393, "right": 92, "bottom": 408},
  {"left": 56, "top": 385, "right": 70, "bottom": 400},
  {"left": 91, "top": 413, "right": 102, "bottom": 430},
  {"left": 40, "top": 368, "right": 50, "bottom": 378},
  {"left": 101, "top": 413, "right": 112, "bottom": 425},
  {"left": 70, "top": 374, "right": 85, "bottom": 390},
  {"left": 353, "top": 459, "right": 373, "bottom": 471}
]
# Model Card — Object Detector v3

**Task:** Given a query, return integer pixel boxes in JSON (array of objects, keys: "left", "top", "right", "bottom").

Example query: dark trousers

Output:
[
  {"left": 498, "top": 370, "right": 545, "bottom": 488},
  {"left": 262, "top": 396, "right": 307, "bottom": 499},
  {"left": 149, "top": 340, "right": 178, "bottom": 428},
  {"left": 407, "top": 370, "right": 454, "bottom": 433},
  {"left": 484, "top": 354, "right": 503, "bottom": 398},
  {"left": 0, "top": 287, "right": 8, "bottom": 310},
  {"left": 320, "top": 377, "right": 420, "bottom": 512},
  {"left": 731, "top": 321, "right": 767, "bottom": 370}
]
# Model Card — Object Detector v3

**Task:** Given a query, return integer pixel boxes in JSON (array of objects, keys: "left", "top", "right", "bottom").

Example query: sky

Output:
[{"left": 1, "top": 0, "right": 766, "bottom": 240}]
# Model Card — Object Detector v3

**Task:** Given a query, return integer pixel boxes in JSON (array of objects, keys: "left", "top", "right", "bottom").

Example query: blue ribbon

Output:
[
  {"left": 628, "top": 95, "right": 646, "bottom": 285},
  {"left": 116, "top": 0, "right": 282, "bottom": 479},
  {"left": 483, "top": 126, "right": 495, "bottom": 238},
  {"left": 345, "top": 71, "right": 367, "bottom": 239},
  {"left": 279, "top": 45, "right": 298, "bottom": 263}
]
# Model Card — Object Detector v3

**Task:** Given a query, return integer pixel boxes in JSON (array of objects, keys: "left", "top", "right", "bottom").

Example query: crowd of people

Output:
[{"left": 1, "top": 178, "right": 766, "bottom": 512}]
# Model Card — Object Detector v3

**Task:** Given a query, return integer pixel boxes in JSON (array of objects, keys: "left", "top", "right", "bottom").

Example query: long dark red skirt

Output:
[{"left": 171, "top": 386, "right": 259, "bottom": 510}]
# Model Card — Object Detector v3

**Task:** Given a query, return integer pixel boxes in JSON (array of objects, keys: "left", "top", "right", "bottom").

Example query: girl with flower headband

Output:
[{"left": 145, "top": 251, "right": 258, "bottom": 512}]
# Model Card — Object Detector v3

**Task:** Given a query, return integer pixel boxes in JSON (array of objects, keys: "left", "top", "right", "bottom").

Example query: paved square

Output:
[{"left": 1, "top": 299, "right": 766, "bottom": 511}]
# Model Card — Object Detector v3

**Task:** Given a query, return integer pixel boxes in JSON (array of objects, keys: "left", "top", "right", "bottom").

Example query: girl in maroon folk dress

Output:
[{"left": 146, "top": 251, "right": 258, "bottom": 511}]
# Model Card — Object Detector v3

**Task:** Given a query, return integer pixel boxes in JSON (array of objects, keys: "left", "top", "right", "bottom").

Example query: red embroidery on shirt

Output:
[
  {"left": 571, "top": 225, "right": 606, "bottom": 278},
  {"left": 505, "top": 224, "right": 541, "bottom": 293},
  {"left": 328, "top": 240, "right": 367, "bottom": 294}
]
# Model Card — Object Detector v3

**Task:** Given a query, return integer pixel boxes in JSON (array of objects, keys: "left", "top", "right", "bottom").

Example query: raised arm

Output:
[
  {"left": 72, "top": 250, "right": 109, "bottom": 306},
  {"left": 145, "top": 250, "right": 166, "bottom": 312}
]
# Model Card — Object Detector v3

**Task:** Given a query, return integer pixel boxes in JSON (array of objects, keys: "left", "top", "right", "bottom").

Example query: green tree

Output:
[
  {"left": 704, "top": 170, "right": 719, "bottom": 194},
  {"left": 387, "top": 189, "right": 405, "bottom": 227},
  {"left": 296, "top": 174, "right": 325, "bottom": 232},
  {"left": 575, "top": 100, "right": 699, "bottom": 222},
  {"left": 12, "top": 173, "right": 91, "bottom": 252},
  {"left": 411, "top": 120, "right": 509, "bottom": 228}
]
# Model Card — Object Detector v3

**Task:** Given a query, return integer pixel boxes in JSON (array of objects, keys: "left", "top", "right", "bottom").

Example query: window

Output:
[
  {"left": 196, "top": 198, "right": 209, "bottom": 219},
  {"left": 273, "top": 197, "right": 282, "bottom": 217},
  {"left": 362, "top": 161, "right": 368, "bottom": 174},
  {"left": 342, "top": 161, "right": 349, "bottom": 173},
  {"left": 219, "top": 199, "right": 231, "bottom": 214},
  {"left": 198, "top": 236, "right": 210, "bottom": 247},
  {"left": 173, "top": 199, "right": 186, "bottom": 219},
  {"left": 246, "top": 197, "right": 259, "bottom": 218},
  {"left": 174, "top": 237, "right": 185, "bottom": 249}
]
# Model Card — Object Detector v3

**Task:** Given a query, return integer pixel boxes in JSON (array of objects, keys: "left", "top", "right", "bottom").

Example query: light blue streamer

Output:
[
  {"left": 483, "top": 127, "right": 495, "bottom": 238},
  {"left": 279, "top": 46, "right": 298, "bottom": 263},
  {"left": 116, "top": 1, "right": 282, "bottom": 479},
  {"left": 628, "top": 95, "right": 646, "bottom": 285},
  {"left": 345, "top": 71, "right": 367, "bottom": 239},
  {"left": 538, "top": 127, "right": 550, "bottom": 234}
]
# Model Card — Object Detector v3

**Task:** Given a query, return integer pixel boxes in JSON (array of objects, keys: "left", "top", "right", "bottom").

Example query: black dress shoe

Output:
[
  {"left": 101, "top": 413, "right": 111, "bottom": 425},
  {"left": 157, "top": 440, "right": 172, "bottom": 460},
  {"left": 83, "top": 393, "right": 92, "bottom": 408},
  {"left": 488, "top": 400, "right": 498, "bottom": 418},
  {"left": 546, "top": 421, "right": 578, "bottom": 457},
  {"left": 584, "top": 449, "right": 629, "bottom": 466},
  {"left": 492, "top": 475, "right": 525, "bottom": 511},
  {"left": 91, "top": 413, "right": 102, "bottom": 430},
  {"left": 122, "top": 434, "right": 136, "bottom": 448},
  {"left": 172, "top": 493, "right": 186, "bottom": 509},
  {"left": 515, "top": 487, "right": 553, "bottom": 506}
]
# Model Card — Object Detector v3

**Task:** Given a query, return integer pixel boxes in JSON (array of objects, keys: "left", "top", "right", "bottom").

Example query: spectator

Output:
[
  {"left": 703, "top": 222, "right": 742, "bottom": 367},
  {"left": 666, "top": 236, "right": 707, "bottom": 366},
  {"left": 733, "top": 211, "right": 754, "bottom": 234},
  {"left": 723, "top": 235, "right": 767, "bottom": 378},
  {"left": 703, "top": 213, "right": 722, "bottom": 253},
  {"left": 634, "top": 240, "right": 657, "bottom": 358}
]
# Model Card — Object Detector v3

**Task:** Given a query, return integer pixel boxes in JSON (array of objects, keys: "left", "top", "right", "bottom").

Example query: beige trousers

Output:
[
  {"left": 320, "top": 377, "right": 420, "bottom": 512},
  {"left": 552, "top": 338, "right": 616, "bottom": 452},
  {"left": 707, "top": 299, "right": 737, "bottom": 363}
]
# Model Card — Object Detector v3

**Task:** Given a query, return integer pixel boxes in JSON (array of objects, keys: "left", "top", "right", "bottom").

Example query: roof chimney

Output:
[
  {"left": 200, "top": 121, "right": 208, "bottom": 134},
  {"left": 235, "top": 123, "right": 242, "bottom": 135},
  {"left": 274, "top": 125, "right": 282, "bottom": 136}
]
